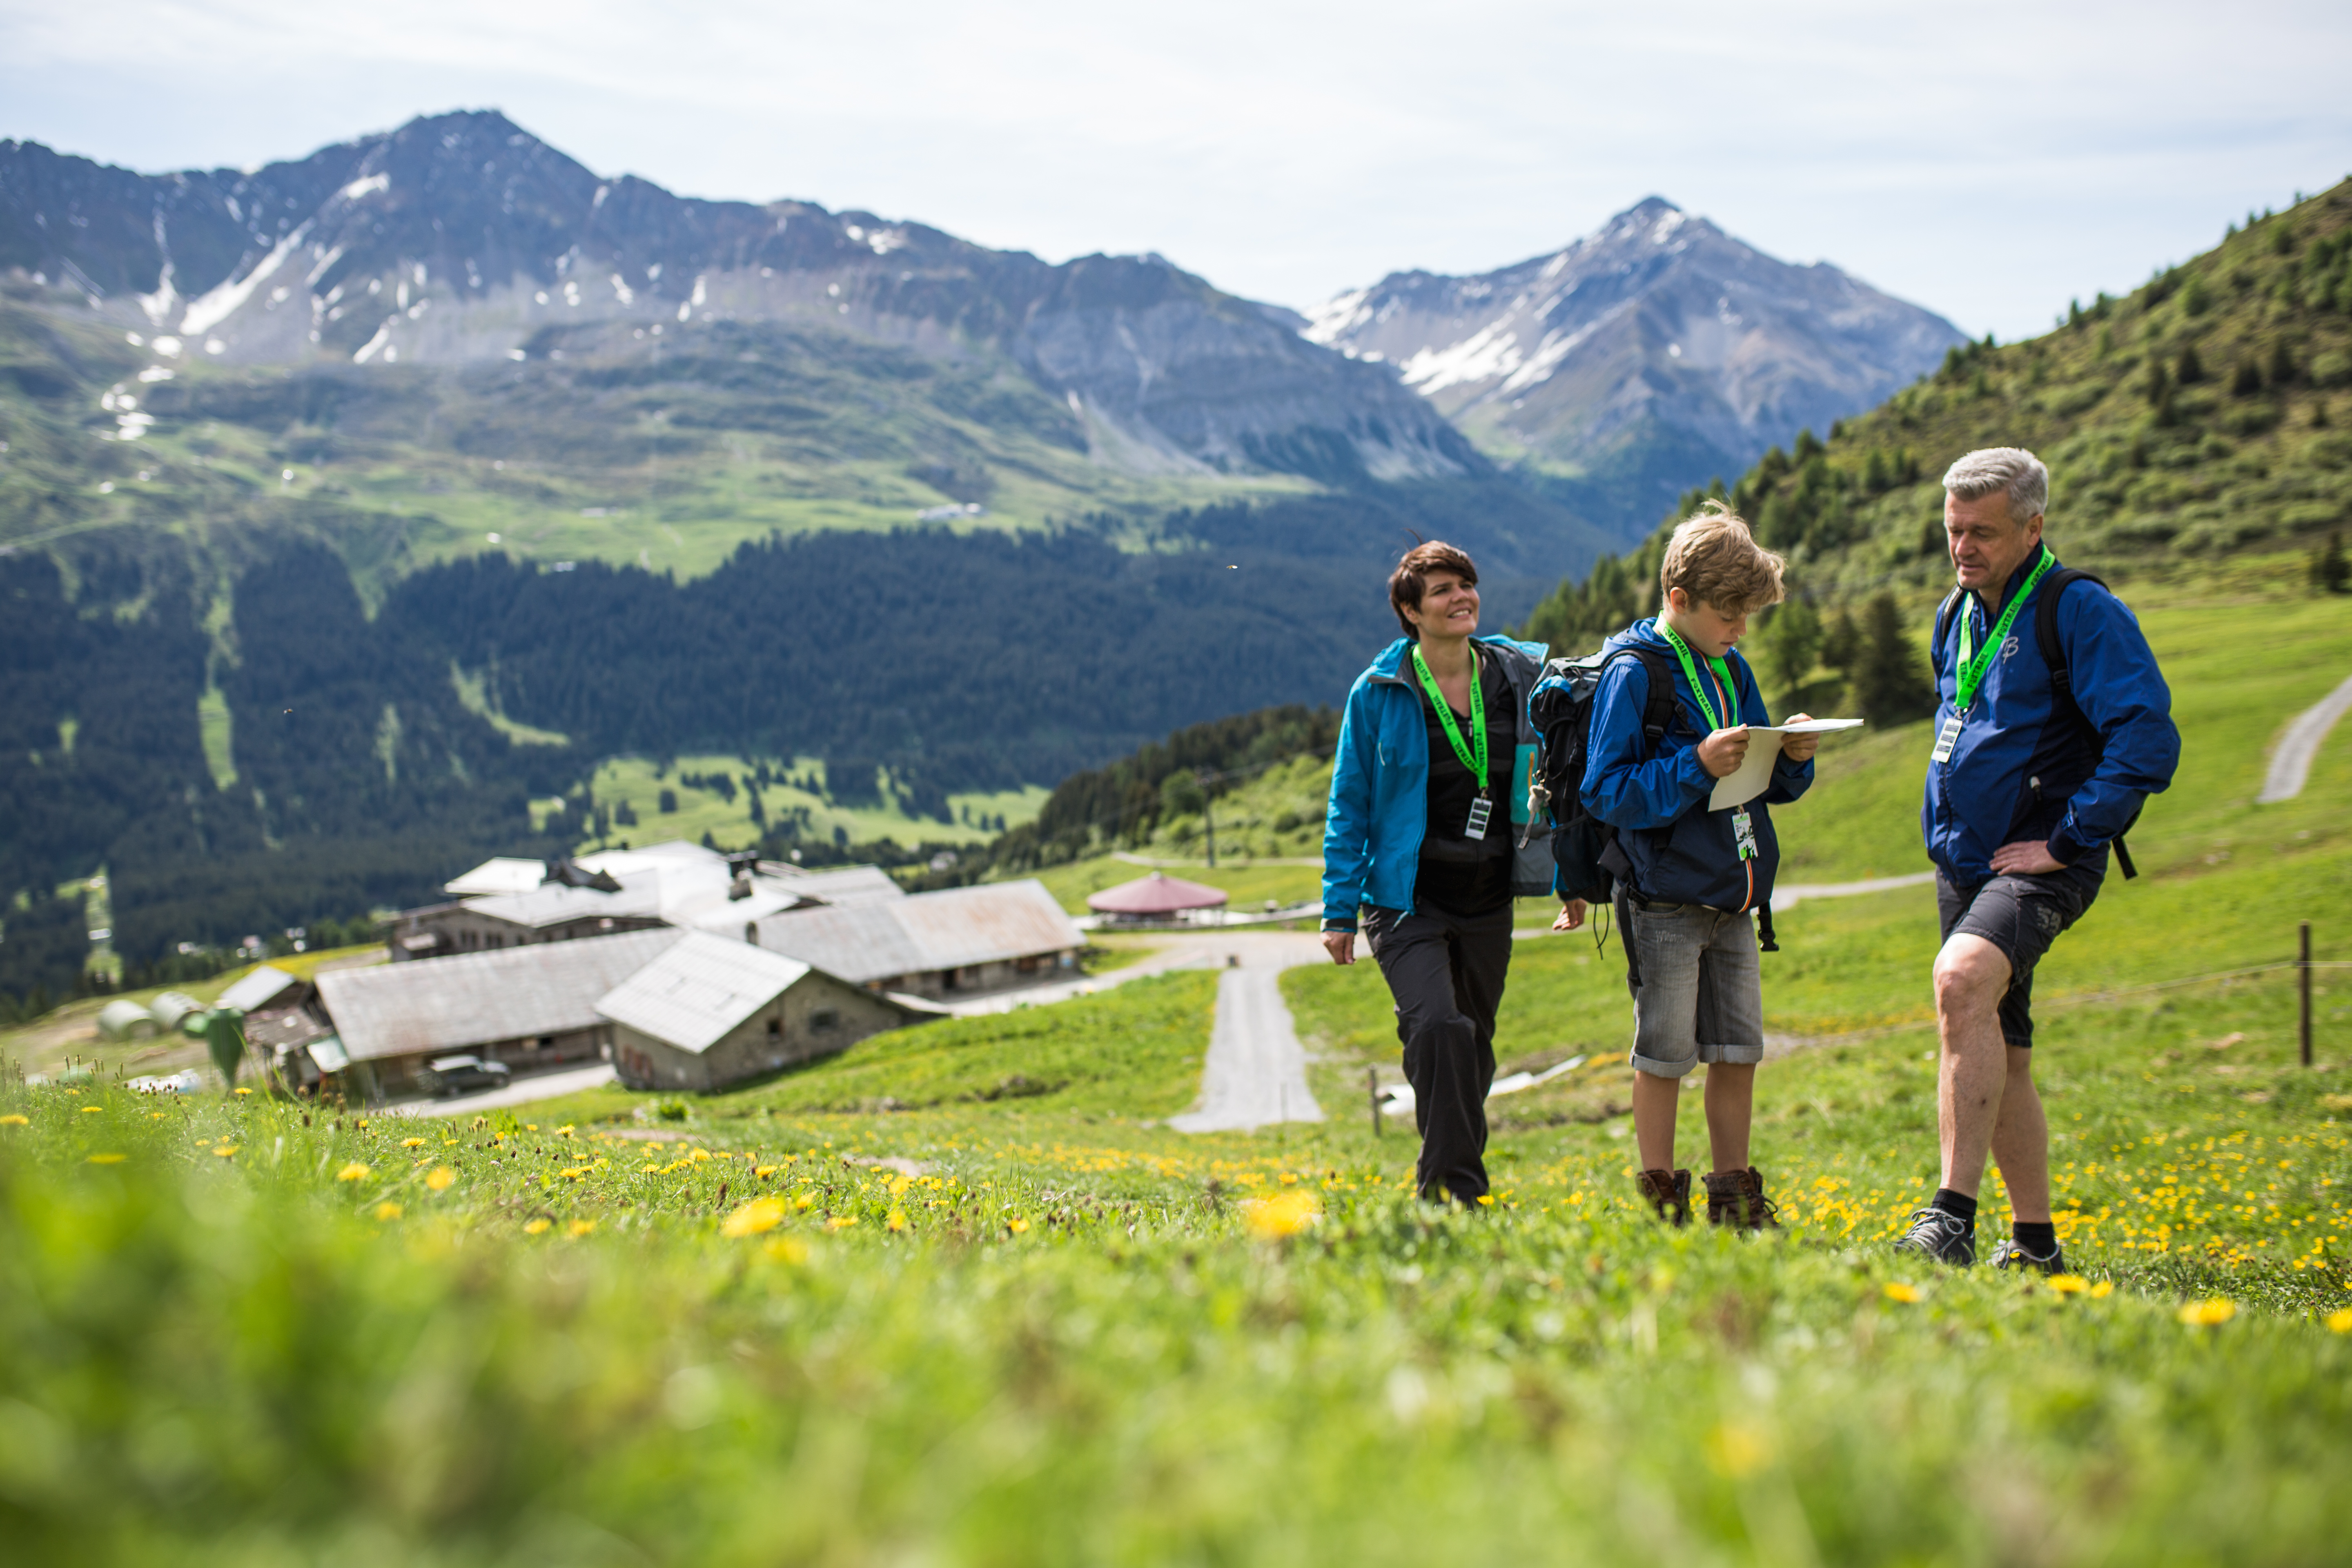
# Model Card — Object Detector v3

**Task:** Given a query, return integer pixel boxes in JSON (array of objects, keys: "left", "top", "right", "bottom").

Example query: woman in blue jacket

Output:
[{"left": 1321, "top": 541, "right": 1556, "bottom": 1204}]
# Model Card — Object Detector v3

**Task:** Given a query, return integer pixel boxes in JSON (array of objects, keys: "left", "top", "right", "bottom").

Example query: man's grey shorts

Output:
[
  {"left": 1936, "top": 865, "right": 2102, "bottom": 1048},
  {"left": 1623, "top": 900, "right": 1765, "bottom": 1079}
]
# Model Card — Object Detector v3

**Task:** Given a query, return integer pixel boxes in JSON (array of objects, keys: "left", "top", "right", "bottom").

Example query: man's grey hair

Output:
[{"left": 1942, "top": 447, "right": 2048, "bottom": 526}]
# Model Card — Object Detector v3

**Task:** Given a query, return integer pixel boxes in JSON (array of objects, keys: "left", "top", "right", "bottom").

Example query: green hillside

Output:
[
  {"left": 0, "top": 285, "right": 1307, "bottom": 589},
  {"left": 1521, "top": 181, "right": 2352, "bottom": 656}
]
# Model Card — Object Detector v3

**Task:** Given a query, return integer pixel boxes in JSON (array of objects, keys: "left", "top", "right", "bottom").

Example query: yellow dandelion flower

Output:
[
  {"left": 0, "top": 1114, "right": 27, "bottom": 1127},
  {"left": 2047, "top": 1275, "right": 2089, "bottom": 1295},
  {"left": 523, "top": 1217, "right": 552, "bottom": 1235},
  {"left": 443, "top": 1137, "right": 457, "bottom": 1145},
  {"left": 1476, "top": 1194, "right": 1495, "bottom": 1206},
  {"left": 755, "top": 1165, "right": 779, "bottom": 1178},
  {"left": 567, "top": 1219, "right": 595, "bottom": 1237},
  {"left": 2090, "top": 1280, "right": 2114, "bottom": 1298},
  {"left": 641, "top": 1162, "right": 663, "bottom": 1172},
  {"left": 1003, "top": 1215, "right": 1029, "bottom": 1235},
  {"left": 1243, "top": 1189, "right": 1321, "bottom": 1239},
  {"left": 1704, "top": 1422, "right": 1769, "bottom": 1479},
  {"left": 87, "top": 1152, "right": 127, "bottom": 1165},
  {"left": 793, "top": 1190, "right": 817, "bottom": 1212},
  {"left": 79, "top": 1106, "right": 103, "bottom": 1115},
  {"left": 886, "top": 1208, "right": 907, "bottom": 1232},
  {"left": 690, "top": 1149, "right": 713, "bottom": 1163},
  {"left": 336, "top": 1162, "right": 370, "bottom": 1182},
  {"left": 374, "top": 1202, "right": 402, "bottom": 1221},
  {"left": 558, "top": 1167, "right": 587, "bottom": 1181},
  {"left": 401, "top": 1137, "right": 425, "bottom": 1148},
  {"left": 234, "top": 1087, "right": 253, "bottom": 1096},
  {"left": 2325, "top": 1308, "right": 2352, "bottom": 1334},
  {"left": 149, "top": 1112, "right": 167, "bottom": 1120},
  {"left": 524, "top": 1124, "right": 538, "bottom": 1132},
  {"left": 763, "top": 1235, "right": 809, "bottom": 1264},
  {"left": 1882, "top": 1282, "right": 1922, "bottom": 1304},
  {"left": 354, "top": 1119, "right": 368, "bottom": 1129},
  {"left": 2177, "top": 1298, "right": 2236, "bottom": 1327},
  {"left": 213, "top": 1145, "right": 238, "bottom": 1158},
  {"left": 425, "top": 1166, "right": 457, "bottom": 1192},
  {"left": 723, "top": 1198, "right": 787, "bottom": 1237},
  {"left": 556, "top": 1125, "right": 575, "bottom": 1138}
]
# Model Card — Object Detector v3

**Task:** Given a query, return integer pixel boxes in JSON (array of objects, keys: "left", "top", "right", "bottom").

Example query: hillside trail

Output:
[
  {"left": 1160, "top": 932, "right": 1339, "bottom": 1133},
  {"left": 2257, "top": 668, "right": 2352, "bottom": 803}
]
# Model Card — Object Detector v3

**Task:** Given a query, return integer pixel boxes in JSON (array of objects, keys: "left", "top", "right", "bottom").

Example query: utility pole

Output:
[{"left": 1198, "top": 769, "right": 1216, "bottom": 869}]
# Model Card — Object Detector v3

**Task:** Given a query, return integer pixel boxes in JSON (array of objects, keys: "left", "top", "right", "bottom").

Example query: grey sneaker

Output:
[
  {"left": 1990, "top": 1237, "right": 2067, "bottom": 1276},
  {"left": 1895, "top": 1206, "right": 1976, "bottom": 1266}
]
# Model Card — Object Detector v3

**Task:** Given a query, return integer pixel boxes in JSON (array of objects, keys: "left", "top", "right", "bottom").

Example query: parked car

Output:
[{"left": 421, "top": 1054, "right": 511, "bottom": 1097}]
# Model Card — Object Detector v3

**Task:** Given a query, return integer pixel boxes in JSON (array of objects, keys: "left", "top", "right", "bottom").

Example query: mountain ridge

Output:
[
  {"left": 1307, "top": 197, "right": 1966, "bottom": 540},
  {"left": 1, "top": 110, "right": 1479, "bottom": 488}
]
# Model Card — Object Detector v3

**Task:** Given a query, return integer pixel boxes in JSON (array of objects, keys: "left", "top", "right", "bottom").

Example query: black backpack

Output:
[
  {"left": 1523, "top": 644, "right": 1677, "bottom": 905},
  {"left": 1933, "top": 567, "right": 2140, "bottom": 879}
]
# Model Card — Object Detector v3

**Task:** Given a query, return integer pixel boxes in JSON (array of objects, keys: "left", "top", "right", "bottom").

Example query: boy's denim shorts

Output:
[{"left": 1624, "top": 900, "right": 1766, "bottom": 1079}]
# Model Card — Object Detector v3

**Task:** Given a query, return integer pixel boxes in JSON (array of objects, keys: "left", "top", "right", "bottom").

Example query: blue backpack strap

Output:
[{"left": 2032, "top": 568, "right": 2141, "bottom": 880}]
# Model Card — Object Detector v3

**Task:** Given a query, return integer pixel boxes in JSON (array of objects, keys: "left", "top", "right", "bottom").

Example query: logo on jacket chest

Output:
[{"left": 2000, "top": 635, "right": 2020, "bottom": 662}]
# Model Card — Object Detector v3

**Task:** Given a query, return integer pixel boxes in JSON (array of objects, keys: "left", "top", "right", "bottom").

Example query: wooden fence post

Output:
[{"left": 2301, "top": 921, "right": 2314, "bottom": 1068}]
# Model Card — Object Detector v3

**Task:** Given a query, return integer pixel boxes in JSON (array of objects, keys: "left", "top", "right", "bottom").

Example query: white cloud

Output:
[{"left": 2, "top": 0, "right": 2347, "bottom": 337}]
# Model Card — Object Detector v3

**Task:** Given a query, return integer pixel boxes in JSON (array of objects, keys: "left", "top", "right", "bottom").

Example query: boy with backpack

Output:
[{"left": 1559, "top": 503, "right": 1818, "bottom": 1227}]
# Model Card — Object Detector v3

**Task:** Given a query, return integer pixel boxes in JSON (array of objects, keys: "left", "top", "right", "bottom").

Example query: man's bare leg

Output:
[
  {"left": 1632, "top": 1069, "right": 1681, "bottom": 1173},
  {"left": 1703, "top": 1062, "right": 1755, "bottom": 1173},
  {"left": 1988, "top": 1044, "right": 2050, "bottom": 1222},
  {"left": 1934, "top": 934, "right": 2012, "bottom": 1197}
]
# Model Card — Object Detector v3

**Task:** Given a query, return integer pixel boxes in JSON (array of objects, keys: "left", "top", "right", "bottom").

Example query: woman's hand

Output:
[
  {"left": 1696, "top": 726, "right": 1751, "bottom": 778},
  {"left": 1551, "top": 900, "right": 1588, "bottom": 932},
  {"left": 1779, "top": 713, "right": 1821, "bottom": 763},
  {"left": 1322, "top": 930, "right": 1358, "bottom": 965}
]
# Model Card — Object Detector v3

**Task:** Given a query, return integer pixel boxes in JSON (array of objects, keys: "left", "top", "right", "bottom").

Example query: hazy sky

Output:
[{"left": 4, "top": 1, "right": 2347, "bottom": 339}]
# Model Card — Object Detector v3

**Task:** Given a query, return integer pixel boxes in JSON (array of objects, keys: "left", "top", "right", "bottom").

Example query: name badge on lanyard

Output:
[
  {"left": 1731, "top": 804, "right": 1757, "bottom": 860},
  {"left": 1931, "top": 713, "right": 1964, "bottom": 764},
  {"left": 1464, "top": 797, "right": 1492, "bottom": 841}
]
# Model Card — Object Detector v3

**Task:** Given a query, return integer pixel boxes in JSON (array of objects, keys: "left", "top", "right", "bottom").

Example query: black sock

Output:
[
  {"left": 2013, "top": 1220, "right": 2058, "bottom": 1254},
  {"left": 1931, "top": 1188, "right": 1978, "bottom": 1225}
]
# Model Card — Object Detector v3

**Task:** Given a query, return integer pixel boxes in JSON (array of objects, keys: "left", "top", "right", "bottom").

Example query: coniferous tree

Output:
[
  {"left": 2314, "top": 533, "right": 2350, "bottom": 596},
  {"left": 2176, "top": 345, "right": 2205, "bottom": 384},
  {"left": 1766, "top": 599, "right": 1824, "bottom": 699},
  {"left": 1820, "top": 607, "right": 1862, "bottom": 682},
  {"left": 1849, "top": 592, "right": 1937, "bottom": 726}
]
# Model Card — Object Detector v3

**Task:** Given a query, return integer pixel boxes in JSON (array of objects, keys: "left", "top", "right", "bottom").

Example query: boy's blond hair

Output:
[{"left": 1659, "top": 501, "right": 1786, "bottom": 614}]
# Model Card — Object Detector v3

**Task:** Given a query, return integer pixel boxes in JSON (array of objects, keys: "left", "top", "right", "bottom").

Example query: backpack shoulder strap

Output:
[
  {"left": 1620, "top": 646, "right": 1677, "bottom": 743},
  {"left": 1932, "top": 587, "right": 1966, "bottom": 667},
  {"left": 2034, "top": 568, "right": 2106, "bottom": 699}
]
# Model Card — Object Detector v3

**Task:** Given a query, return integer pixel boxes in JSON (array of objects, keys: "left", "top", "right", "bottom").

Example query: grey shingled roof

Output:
[
  {"left": 752, "top": 880, "right": 1081, "bottom": 985},
  {"left": 316, "top": 929, "right": 686, "bottom": 1062},
  {"left": 593, "top": 931, "right": 813, "bottom": 1054}
]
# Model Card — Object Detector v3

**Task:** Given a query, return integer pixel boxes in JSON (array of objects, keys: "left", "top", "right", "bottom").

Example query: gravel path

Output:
[
  {"left": 1164, "top": 932, "right": 1335, "bottom": 1133},
  {"left": 2258, "top": 669, "right": 2352, "bottom": 804}
]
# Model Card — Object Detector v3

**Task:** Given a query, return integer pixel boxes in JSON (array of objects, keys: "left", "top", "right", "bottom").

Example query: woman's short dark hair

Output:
[{"left": 1388, "top": 541, "right": 1479, "bottom": 638}]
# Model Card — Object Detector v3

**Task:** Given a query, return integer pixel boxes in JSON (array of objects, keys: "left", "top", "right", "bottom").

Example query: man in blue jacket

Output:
[
  {"left": 1898, "top": 448, "right": 2180, "bottom": 1273},
  {"left": 1581, "top": 503, "right": 1819, "bottom": 1228}
]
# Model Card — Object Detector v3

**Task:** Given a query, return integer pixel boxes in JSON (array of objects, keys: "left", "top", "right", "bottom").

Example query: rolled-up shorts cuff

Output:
[{"left": 1629, "top": 1039, "right": 1764, "bottom": 1078}]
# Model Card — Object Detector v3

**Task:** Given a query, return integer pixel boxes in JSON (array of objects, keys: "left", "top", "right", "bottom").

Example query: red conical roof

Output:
[{"left": 1085, "top": 871, "right": 1229, "bottom": 914}]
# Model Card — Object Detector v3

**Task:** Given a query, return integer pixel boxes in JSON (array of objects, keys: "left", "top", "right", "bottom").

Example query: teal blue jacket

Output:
[{"left": 1321, "top": 634, "right": 1549, "bottom": 929}]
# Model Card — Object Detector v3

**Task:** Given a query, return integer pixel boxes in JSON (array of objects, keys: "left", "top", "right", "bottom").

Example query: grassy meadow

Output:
[{"left": 3, "top": 563, "right": 2350, "bottom": 1564}]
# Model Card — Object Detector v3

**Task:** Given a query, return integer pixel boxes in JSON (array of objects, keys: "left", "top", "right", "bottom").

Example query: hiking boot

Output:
[
  {"left": 1635, "top": 1168, "right": 1692, "bottom": 1227},
  {"left": 1702, "top": 1167, "right": 1780, "bottom": 1231},
  {"left": 1990, "top": 1236, "right": 2067, "bottom": 1276},
  {"left": 1894, "top": 1206, "right": 1976, "bottom": 1266}
]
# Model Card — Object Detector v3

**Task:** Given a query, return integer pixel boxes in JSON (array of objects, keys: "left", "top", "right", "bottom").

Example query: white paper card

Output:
[{"left": 1706, "top": 719, "right": 1866, "bottom": 811}]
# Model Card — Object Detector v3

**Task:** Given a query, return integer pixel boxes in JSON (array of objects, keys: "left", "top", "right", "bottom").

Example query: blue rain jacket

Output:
[
  {"left": 1924, "top": 545, "right": 2179, "bottom": 885},
  {"left": 1579, "top": 617, "right": 1813, "bottom": 912},
  {"left": 1322, "top": 634, "right": 1548, "bottom": 928}
]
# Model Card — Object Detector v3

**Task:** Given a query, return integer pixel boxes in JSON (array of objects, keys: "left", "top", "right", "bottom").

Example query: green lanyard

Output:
[
  {"left": 1410, "top": 642, "right": 1488, "bottom": 787},
  {"left": 1956, "top": 548, "right": 2055, "bottom": 713},
  {"left": 1657, "top": 620, "right": 1736, "bottom": 734}
]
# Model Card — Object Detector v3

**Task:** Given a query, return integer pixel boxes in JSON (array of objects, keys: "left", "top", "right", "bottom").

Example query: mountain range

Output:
[
  {"left": 0, "top": 110, "right": 1476, "bottom": 489},
  {"left": 1307, "top": 198, "right": 1966, "bottom": 535}
]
